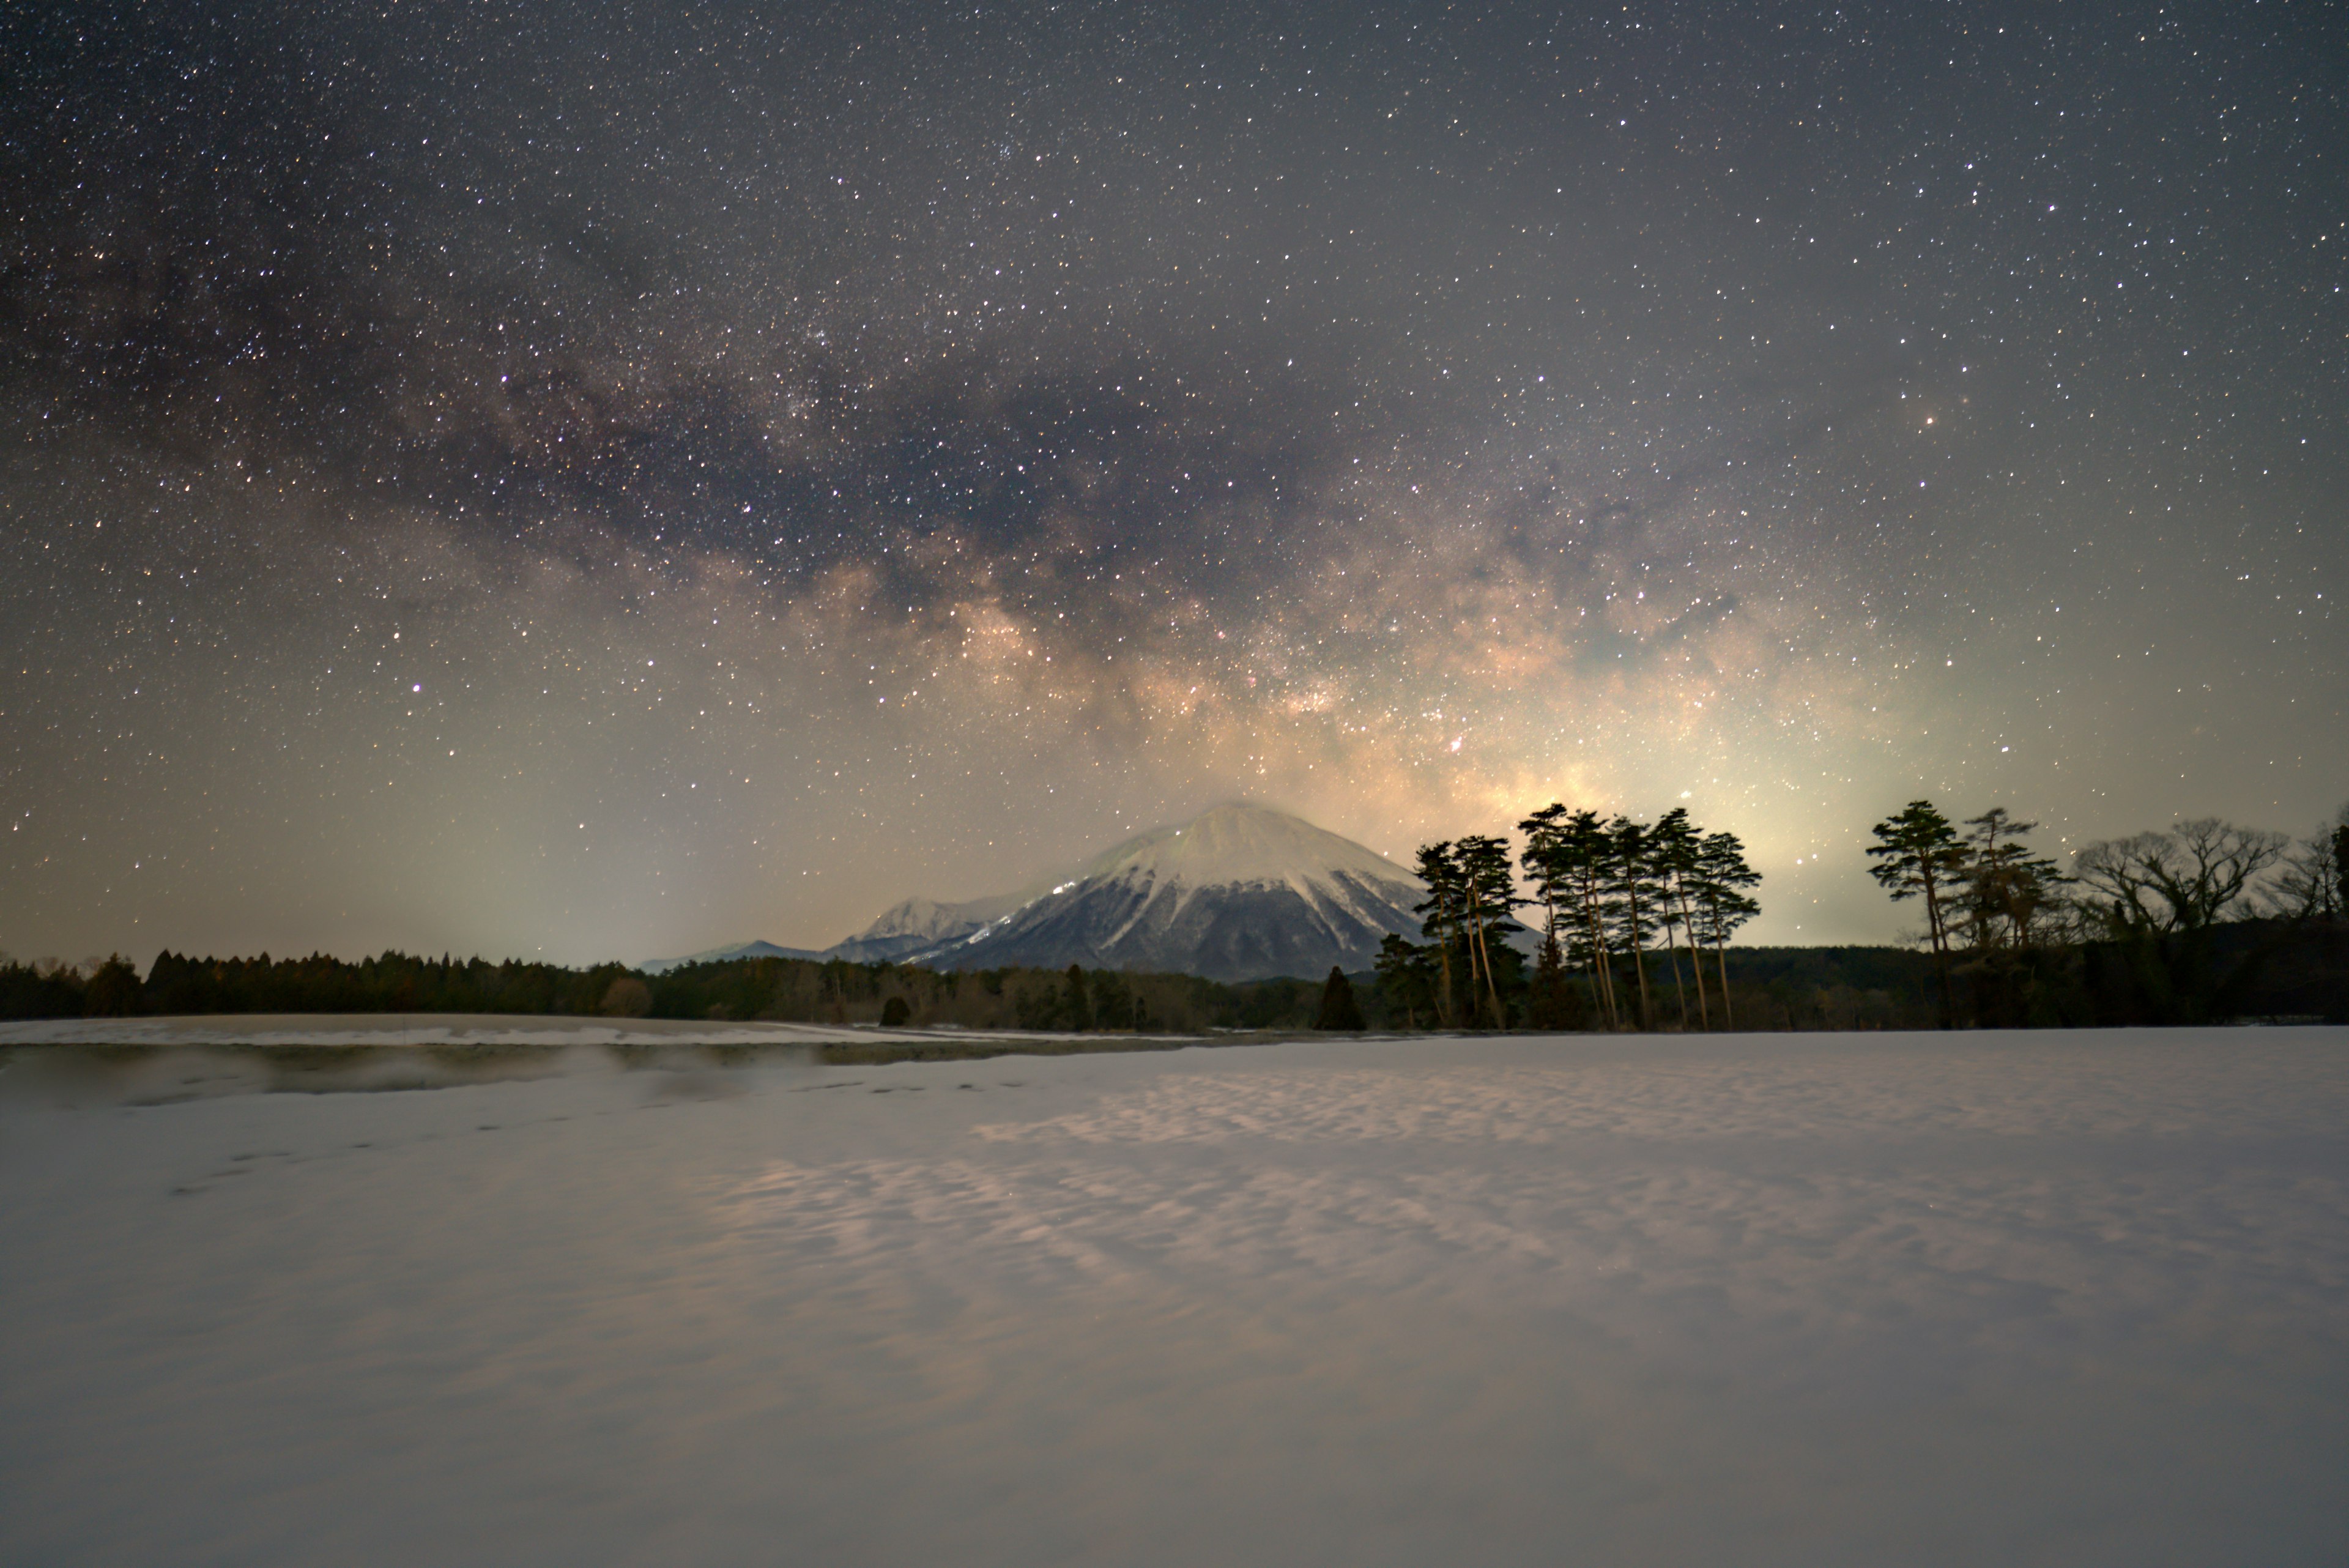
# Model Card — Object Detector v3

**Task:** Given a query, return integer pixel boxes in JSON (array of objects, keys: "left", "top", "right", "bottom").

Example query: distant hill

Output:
[{"left": 637, "top": 939, "right": 829, "bottom": 975}]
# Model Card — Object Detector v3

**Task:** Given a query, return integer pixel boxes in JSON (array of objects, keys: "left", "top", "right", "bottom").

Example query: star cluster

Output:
[{"left": 2, "top": 0, "right": 2340, "bottom": 961}]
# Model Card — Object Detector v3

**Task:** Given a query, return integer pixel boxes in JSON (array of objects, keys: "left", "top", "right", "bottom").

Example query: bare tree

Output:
[
  {"left": 2265, "top": 801, "right": 2349, "bottom": 921},
  {"left": 2072, "top": 819, "right": 2289, "bottom": 935}
]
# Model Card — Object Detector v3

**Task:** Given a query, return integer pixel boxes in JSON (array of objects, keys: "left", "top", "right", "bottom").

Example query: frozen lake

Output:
[{"left": 4, "top": 1028, "right": 2345, "bottom": 1566}]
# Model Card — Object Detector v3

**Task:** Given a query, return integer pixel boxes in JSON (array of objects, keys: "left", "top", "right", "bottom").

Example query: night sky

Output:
[{"left": 4, "top": 0, "right": 2342, "bottom": 965}]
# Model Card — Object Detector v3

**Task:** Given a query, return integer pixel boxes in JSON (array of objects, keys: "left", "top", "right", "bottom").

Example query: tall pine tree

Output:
[{"left": 1867, "top": 801, "right": 1969, "bottom": 1028}]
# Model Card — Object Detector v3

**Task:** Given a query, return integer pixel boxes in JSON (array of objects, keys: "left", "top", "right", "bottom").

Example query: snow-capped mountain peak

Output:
[{"left": 888, "top": 802, "right": 1425, "bottom": 981}]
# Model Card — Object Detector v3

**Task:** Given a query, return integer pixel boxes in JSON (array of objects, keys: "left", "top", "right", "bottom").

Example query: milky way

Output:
[{"left": 3, "top": 1, "right": 2342, "bottom": 962}]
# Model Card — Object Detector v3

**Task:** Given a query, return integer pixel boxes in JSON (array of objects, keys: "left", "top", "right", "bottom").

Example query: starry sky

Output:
[{"left": 3, "top": 0, "right": 2342, "bottom": 966}]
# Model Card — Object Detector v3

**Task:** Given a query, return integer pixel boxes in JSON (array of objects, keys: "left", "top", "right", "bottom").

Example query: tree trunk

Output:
[
  {"left": 1673, "top": 872, "right": 1711, "bottom": 1029},
  {"left": 1921, "top": 870, "right": 1955, "bottom": 1029},
  {"left": 1624, "top": 881, "right": 1654, "bottom": 1030}
]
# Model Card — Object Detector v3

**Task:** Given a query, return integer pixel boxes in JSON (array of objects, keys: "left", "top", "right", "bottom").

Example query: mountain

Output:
[
  {"left": 888, "top": 802, "right": 1425, "bottom": 982},
  {"left": 638, "top": 938, "right": 828, "bottom": 975},
  {"left": 826, "top": 890, "right": 1037, "bottom": 965}
]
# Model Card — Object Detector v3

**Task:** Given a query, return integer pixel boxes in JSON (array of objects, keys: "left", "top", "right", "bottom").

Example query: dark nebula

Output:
[{"left": 2, "top": 0, "right": 2340, "bottom": 960}]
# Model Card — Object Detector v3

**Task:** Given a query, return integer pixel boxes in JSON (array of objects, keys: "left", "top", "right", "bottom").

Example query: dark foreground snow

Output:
[{"left": 4, "top": 1029, "right": 2345, "bottom": 1566}]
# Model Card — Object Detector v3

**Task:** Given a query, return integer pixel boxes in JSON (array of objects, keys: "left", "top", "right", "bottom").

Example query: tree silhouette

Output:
[
  {"left": 1315, "top": 966, "right": 1367, "bottom": 1030},
  {"left": 1867, "top": 800, "right": 1968, "bottom": 1028},
  {"left": 1954, "top": 808, "right": 2069, "bottom": 953},
  {"left": 1652, "top": 807, "right": 1708, "bottom": 1028},
  {"left": 1411, "top": 841, "right": 1466, "bottom": 1027},
  {"left": 1454, "top": 833, "right": 1521, "bottom": 1028},
  {"left": 1605, "top": 816, "right": 1663, "bottom": 1029},
  {"left": 2073, "top": 819, "right": 2289, "bottom": 935},
  {"left": 1693, "top": 831, "right": 1762, "bottom": 1028},
  {"left": 1374, "top": 931, "right": 1437, "bottom": 1030}
]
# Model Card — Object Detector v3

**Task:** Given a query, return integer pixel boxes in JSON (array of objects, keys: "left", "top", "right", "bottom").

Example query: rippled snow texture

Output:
[{"left": 4, "top": 1031, "right": 2346, "bottom": 1567}]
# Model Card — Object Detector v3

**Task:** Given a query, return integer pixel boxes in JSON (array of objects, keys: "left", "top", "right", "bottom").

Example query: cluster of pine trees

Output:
[{"left": 1375, "top": 804, "right": 1763, "bottom": 1031}]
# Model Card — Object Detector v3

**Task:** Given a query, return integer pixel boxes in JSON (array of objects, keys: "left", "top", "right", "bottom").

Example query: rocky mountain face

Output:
[{"left": 882, "top": 802, "right": 1425, "bottom": 981}]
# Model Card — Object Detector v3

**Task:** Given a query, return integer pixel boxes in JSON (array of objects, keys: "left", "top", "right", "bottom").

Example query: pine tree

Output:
[
  {"left": 1693, "top": 831, "right": 1761, "bottom": 1028},
  {"left": 1374, "top": 931, "right": 1436, "bottom": 1030},
  {"left": 1411, "top": 841, "right": 1466, "bottom": 1028},
  {"left": 1652, "top": 808, "right": 1707, "bottom": 1029},
  {"left": 1959, "top": 808, "right": 2068, "bottom": 951},
  {"left": 1455, "top": 833, "right": 1523, "bottom": 1028},
  {"left": 1521, "top": 806, "right": 1624, "bottom": 1029},
  {"left": 1867, "top": 801, "right": 1969, "bottom": 1027},
  {"left": 1315, "top": 965, "right": 1367, "bottom": 1030},
  {"left": 1605, "top": 816, "right": 1663, "bottom": 1029}
]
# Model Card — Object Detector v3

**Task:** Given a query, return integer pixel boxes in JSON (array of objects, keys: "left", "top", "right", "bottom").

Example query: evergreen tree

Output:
[
  {"left": 1867, "top": 801, "right": 1969, "bottom": 1027},
  {"left": 83, "top": 954, "right": 142, "bottom": 1017},
  {"left": 1692, "top": 831, "right": 1762, "bottom": 1028},
  {"left": 1519, "top": 806, "right": 1627, "bottom": 1028},
  {"left": 1959, "top": 808, "right": 2068, "bottom": 951},
  {"left": 1605, "top": 816, "right": 1663, "bottom": 1029},
  {"left": 1652, "top": 807, "right": 1707, "bottom": 1029},
  {"left": 1411, "top": 841, "right": 1466, "bottom": 1027},
  {"left": 1565, "top": 810, "right": 1622, "bottom": 1028},
  {"left": 1454, "top": 833, "right": 1523, "bottom": 1028},
  {"left": 1061, "top": 963, "right": 1093, "bottom": 1030},
  {"left": 1315, "top": 966, "right": 1367, "bottom": 1030},
  {"left": 1374, "top": 932, "right": 1438, "bottom": 1030}
]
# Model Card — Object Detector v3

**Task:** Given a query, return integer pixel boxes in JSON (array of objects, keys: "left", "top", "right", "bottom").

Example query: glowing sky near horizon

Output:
[{"left": 2, "top": 0, "right": 2342, "bottom": 965}]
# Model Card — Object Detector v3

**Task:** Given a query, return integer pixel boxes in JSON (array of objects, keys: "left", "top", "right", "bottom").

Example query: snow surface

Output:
[
  {"left": 0, "top": 1013, "right": 877, "bottom": 1049},
  {"left": 4, "top": 1028, "right": 2346, "bottom": 1567}
]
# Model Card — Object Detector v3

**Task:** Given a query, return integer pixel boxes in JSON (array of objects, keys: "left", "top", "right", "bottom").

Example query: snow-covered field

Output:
[
  {"left": 0, "top": 1011, "right": 970, "bottom": 1048},
  {"left": 4, "top": 1028, "right": 2345, "bottom": 1566}
]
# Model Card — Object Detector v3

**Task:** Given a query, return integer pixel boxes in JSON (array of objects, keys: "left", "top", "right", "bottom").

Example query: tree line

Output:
[
  {"left": 1866, "top": 799, "right": 2349, "bottom": 1027},
  {"left": 0, "top": 946, "right": 1316, "bottom": 1033}
]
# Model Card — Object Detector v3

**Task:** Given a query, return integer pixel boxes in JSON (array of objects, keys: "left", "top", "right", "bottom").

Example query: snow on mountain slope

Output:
[
  {"left": 828, "top": 891, "right": 1039, "bottom": 965},
  {"left": 904, "top": 803, "right": 1425, "bottom": 981}
]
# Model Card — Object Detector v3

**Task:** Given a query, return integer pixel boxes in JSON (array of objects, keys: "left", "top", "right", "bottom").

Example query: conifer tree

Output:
[
  {"left": 1652, "top": 807, "right": 1707, "bottom": 1029},
  {"left": 1867, "top": 801, "right": 1969, "bottom": 1027},
  {"left": 1693, "top": 831, "right": 1761, "bottom": 1028},
  {"left": 1374, "top": 932, "right": 1436, "bottom": 1029},
  {"left": 1566, "top": 809, "right": 1622, "bottom": 1028},
  {"left": 1959, "top": 808, "right": 2068, "bottom": 951},
  {"left": 1605, "top": 816, "right": 1662, "bottom": 1029},
  {"left": 1315, "top": 965, "right": 1367, "bottom": 1030},
  {"left": 1518, "top": 803, "right": 1570, "bottom": 953},
  {"left": 1411, "top": 841, "right": 1466, "bottom": 1027},
  {"left": 1455, "top": 833, "right": 1521, "bottom": 1028}
]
